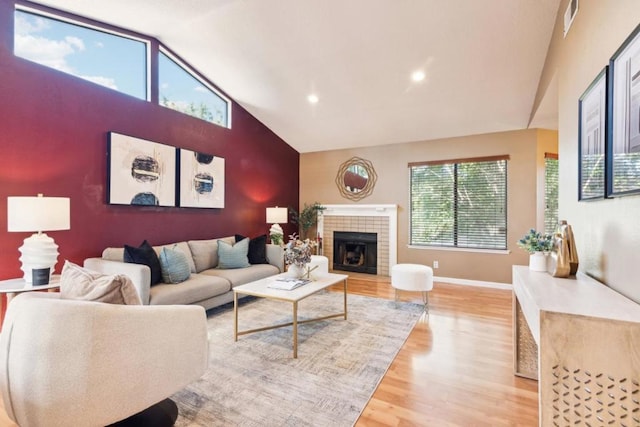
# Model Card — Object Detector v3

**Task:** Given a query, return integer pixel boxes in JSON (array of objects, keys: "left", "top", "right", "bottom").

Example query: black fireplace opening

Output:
[{"left": 333, "top": 231, "right": 377, "bottom": 274}]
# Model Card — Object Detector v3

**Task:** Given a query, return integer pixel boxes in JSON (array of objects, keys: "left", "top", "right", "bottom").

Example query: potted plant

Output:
[
  {"left": 517, "top": 229, "right": 554, "bottom": 271},
  {"left": 290, "top": 202, "right": 326, "bottom": 240}
]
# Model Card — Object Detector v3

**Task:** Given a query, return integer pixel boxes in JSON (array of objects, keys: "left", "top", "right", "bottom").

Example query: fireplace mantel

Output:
[{"left": 317, "top": 204, "right": 397, "bottom": 275}]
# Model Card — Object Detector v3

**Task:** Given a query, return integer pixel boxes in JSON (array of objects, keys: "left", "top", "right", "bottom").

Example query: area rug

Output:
[{"left": 172, "top": 291, "right": 423, "bottom": 427}]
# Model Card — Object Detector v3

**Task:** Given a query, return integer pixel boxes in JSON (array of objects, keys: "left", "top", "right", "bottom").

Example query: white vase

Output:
[
  {"left": 287, "top": 264, "right": 306, "bottom": 278},
  {"left": 529, "top": 252, "right": 547, "bottom": 272}
]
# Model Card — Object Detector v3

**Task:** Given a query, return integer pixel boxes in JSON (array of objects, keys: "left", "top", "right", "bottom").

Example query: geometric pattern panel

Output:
[
  {"left": 552, "top": 365, "right": 640, "bottom": 427},
  {"left": 514, "top": 300, "right": 538, "bottom": 379}
]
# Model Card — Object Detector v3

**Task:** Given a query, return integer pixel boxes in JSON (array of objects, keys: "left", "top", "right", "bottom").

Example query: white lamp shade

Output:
[
  {"left": 8, "top": 196, "right": 70, "bottom": 232},
  {"left": 266, "top": 207, "right": 288, "bottom": 224}
]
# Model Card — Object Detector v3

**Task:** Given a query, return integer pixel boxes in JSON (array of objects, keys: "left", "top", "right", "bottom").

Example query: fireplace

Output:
[
  {"left": 318, "top": 204, "right": 397, "bottom": 276},
  {"left": 333, "top": 231, "right": 377, "bottom": 274}
]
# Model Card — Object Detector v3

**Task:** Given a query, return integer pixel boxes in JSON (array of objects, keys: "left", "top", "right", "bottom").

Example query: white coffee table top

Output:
[
  {"left": 233, "top": 272, "right": 348, "bottom": 302},
  {"left": 0, "top": 275, "right": 61, "bottom": 293}
]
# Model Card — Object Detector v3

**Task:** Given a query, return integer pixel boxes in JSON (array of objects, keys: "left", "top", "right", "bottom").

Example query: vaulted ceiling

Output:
[{"left": 30, "top": 0, "right": 561, "bottom": 153}]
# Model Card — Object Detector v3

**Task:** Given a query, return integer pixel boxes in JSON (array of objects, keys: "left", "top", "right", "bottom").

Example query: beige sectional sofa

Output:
[{"left": 84, "top": 236, "right": 284, "bottom": 310}]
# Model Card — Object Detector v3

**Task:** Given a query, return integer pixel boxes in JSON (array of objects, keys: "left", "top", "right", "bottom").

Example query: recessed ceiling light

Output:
[
  {"left": 411, "top": 70, "right": 426, "bottom": 82},
  {"left": 307, "top": 94, "right": 319, "bottom": 104}
]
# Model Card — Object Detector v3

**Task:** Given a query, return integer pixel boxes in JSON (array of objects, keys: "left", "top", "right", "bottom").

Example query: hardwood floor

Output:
[{"left": 331, "top": 273, "right": 539, "bottom": 427}]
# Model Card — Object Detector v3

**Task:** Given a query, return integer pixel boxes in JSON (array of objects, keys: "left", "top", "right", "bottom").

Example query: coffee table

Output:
[{"left": 233, "top": 272, "right": 349, "bottom": 358}]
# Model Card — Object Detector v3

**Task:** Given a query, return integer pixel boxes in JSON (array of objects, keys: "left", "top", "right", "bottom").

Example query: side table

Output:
[{"left": 0, "top": 276, "right": 61, "bottom": 327}]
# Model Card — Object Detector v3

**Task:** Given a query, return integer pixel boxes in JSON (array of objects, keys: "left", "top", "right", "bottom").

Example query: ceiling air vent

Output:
[{"left": 563, "top": 0, "right": 578, "bottom": 38}]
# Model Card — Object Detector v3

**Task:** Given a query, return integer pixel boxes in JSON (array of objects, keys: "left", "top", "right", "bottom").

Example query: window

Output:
[
  {"left": 159, "top": 51, "right": 230, "bottom": 127},
  {"left": 544, "top": 153, "right": 559, "bottom": 235},
  {"left": 14, "top": 8, "right": 148, "bottom": 100},
  {"left": 409, "top": 156, "right": 508, "bottom": 250},
  {"left": 13, "top": 5, "right": 232, "bottom": 127}
]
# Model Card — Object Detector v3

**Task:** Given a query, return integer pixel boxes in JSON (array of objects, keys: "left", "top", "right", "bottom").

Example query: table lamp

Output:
[
  {"left": 266, "top": 206, "right": 287, "bottom": 245},
  {"left": 7, "top": 194, "right": 71, "bottom": 283}
]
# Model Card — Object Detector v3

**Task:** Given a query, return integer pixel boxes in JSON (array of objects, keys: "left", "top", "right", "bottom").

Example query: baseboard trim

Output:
[{"left": 434, "top": 276, "right": 512, "bottom": 290}]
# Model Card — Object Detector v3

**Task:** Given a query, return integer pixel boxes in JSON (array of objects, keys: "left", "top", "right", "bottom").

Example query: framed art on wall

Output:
[
  {"left": 578, "top": 67, "right": 607, "bottom": 200},
  {"left": 107, "top": 132, "right": 176, "bottom": 206},
  {"left": 608, "top": 23, "right": 640, "bottom": 197},
  {"left": 178, "top": 149, "right": 225, "bottom": 208}
]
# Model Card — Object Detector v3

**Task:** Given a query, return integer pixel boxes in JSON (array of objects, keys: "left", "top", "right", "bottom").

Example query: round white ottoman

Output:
[
  {"left": 391, "top": 263, "right": 434, "bottom": 312},
  {"left": 307, "top": 255, "right": 329, "bottom": 279}
]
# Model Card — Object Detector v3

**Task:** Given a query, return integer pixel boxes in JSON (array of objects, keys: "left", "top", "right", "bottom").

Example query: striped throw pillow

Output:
[{"left": 217, "top": 238, "right": 250, "bottom": 269}]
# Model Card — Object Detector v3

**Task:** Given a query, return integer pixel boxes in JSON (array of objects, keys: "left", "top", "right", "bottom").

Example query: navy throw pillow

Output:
[
  {"left": 124, "top": 240, "right": 162, "bottom": 285},
  {"left": 235, "top": 234, "right": 268, "bottom": 264}
]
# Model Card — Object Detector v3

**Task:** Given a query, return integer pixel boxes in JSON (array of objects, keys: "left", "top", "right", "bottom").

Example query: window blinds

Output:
[
  {"left": 410, "top": 157, "right": 508, "bottom": 250},
  {"left": 544, "top": 154, "right": 559, "bottom": 235}
]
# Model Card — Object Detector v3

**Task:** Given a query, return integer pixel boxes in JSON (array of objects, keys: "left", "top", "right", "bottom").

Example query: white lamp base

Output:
[
  {"left": 269, "top": 223, "right": 283, "bottom": 236},
  {"left": 18, "top": 233, "right": 59, "bottom": 283},
  {"left": 269, "top": 224, "right": 284, "bottom": 245}
]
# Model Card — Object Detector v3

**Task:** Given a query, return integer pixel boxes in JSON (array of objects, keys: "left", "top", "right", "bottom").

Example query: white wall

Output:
[{"left": 544, "top": 0, "right": 640, "bottom": 301}]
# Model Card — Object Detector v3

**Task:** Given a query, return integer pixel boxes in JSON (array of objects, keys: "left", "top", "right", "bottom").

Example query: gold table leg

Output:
[
  {"left": 343, "top": 278, "right": 348, "bottom": 320},
  {"left": 234, "top": 280, "right": 349, "bottom": 359},
  {"left": 293, "top": 301, "right": 298, "bottom": 358},
  {"left": 233, "top": 291, "right": 238, "bottom": 342}
]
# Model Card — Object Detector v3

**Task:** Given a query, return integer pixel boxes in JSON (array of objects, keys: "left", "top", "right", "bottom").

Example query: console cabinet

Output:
[{"left": 512, "top": 265, "right": 640, "bottom": 426}]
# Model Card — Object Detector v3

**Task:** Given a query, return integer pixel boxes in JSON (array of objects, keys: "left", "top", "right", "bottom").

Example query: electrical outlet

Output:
[{"left": 433, "top": 260, "right": 439, "bottom": 269}]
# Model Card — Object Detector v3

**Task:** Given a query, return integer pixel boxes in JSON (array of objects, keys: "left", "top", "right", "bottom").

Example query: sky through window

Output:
[{"left": 14, "top": 9, "right": 147, "bottom": 100}]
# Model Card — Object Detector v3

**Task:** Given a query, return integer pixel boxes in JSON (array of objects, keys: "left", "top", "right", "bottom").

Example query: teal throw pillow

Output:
[
  {"left": 217, "top": 238, "right": 250, "bottom": 269},
  {"left": 159, "top": 245, "right": 191, "bottom": 284}
]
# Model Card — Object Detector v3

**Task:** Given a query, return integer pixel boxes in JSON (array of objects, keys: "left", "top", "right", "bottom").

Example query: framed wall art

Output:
[
  {"left": 578, "top": 67, "right": 607, "bottom": 200},
  {"left": 178, "top": 149, "right": 225, "bottom": 208},
  {"left": 608, "top": 23, "right": 640, "bottom": 197},
  {"left": 107, "top": 132, "right": 176, "bottom": 206}
]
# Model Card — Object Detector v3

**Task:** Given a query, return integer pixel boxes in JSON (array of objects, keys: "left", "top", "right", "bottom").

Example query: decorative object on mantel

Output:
[
  {"left": 284, "top": 234, "right": 317, "bottom": 278},
  {"left": 335, "top": 156, "right": 377, "bottom": 201},
  {"left": 290, "top": 202, "right": 325, "bottom": 240},
  {"left": 517, "top": 229, "right": 554, "bottom": 272},
  {"left": 7, "top": 194, "right": 71, "bottom": 283}
]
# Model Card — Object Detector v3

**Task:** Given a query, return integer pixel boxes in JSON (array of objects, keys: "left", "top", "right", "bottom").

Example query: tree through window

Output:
[
  {"left": 409, "top": 156, "right": 508, "bottom": 250},
  {"left": 159, "top": 51, "right": 230, "bottom": 127},
  {"left": 544, "top": 153, "right": 559, "bottom": 235}
]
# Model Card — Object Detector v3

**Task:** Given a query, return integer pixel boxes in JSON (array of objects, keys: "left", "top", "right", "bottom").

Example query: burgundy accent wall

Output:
[{"left": 0, "top": 1, "right": 299, "bottom": 279}]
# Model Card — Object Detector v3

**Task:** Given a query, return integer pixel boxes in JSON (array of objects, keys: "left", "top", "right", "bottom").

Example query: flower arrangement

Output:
[
  {"left": 517, "top": 229, "right": 554, "bottom": 254},
  {"left": 284, "top": 233, "right": 317, "bottom": 267}
]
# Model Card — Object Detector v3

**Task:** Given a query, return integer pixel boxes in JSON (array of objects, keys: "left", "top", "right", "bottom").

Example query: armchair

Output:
[{"left": 0, "top": 292, "right": 208, "bottom": 427}]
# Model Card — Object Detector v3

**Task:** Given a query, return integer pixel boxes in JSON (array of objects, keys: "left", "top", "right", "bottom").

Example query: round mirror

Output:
[{"left": 335, "top": 157, "right": 377, "bottom": 201}]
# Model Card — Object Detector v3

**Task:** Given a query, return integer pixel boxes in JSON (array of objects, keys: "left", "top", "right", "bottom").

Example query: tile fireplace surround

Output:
[{"left": 317, "top": 204, "right": 397, "bottom": 276}]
